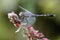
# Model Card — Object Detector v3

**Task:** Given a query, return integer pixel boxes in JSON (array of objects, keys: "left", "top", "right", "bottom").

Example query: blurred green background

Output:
[{"left": 0, "top": 0, "right": 60, "bottom": 40}]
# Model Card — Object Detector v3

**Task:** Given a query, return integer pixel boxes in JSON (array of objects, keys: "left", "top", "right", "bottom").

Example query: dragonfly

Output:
[
  {"left": 17, "top": 6, "right": 55, "bottom": 40},
  {"left": 19, "top": 6, "right": 55, "bottom": 27},
  {"left": 8, "top": 6, "right": 54, "bottom": 40}
]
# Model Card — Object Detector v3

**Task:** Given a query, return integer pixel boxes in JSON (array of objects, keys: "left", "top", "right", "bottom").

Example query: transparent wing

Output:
[
  {"left": 23, "top": 12, "right": 36, "bottom": 26},
  {"left": 19, "top": 6, "right": 36, "bottom": 26}
]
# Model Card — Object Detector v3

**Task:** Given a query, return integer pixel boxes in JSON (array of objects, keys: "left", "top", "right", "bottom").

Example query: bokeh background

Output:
[{"left": 0, "top": 0, "right": 60, "bottom": 40}]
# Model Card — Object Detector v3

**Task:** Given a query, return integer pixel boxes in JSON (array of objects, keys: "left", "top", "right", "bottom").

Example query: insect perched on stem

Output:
[{"left": 8, "top": 6, "right": 55, "bottom": 40}]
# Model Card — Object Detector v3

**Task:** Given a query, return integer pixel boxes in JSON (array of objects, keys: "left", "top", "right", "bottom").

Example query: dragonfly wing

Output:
[
  {"left": 19, "top": 6, "right": 36, "bottom": 26},
  {"left": 22, "top": 11, "right": 36, "bottom": 26},
  {"left": 27, "top": 15, "right": 36, "bottom": 26}
]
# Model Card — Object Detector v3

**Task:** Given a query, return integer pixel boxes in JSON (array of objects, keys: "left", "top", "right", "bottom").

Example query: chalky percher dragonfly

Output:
[{"left": 8, "top": 6, "right": 55, "bottom": 40}]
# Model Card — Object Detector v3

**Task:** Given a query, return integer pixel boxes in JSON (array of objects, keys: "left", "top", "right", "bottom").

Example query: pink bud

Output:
[
  {"left": 27, "top": 25, "right": 32, "bottom": 30},
  {"left": 8, "top": 11, "right": 18, "bottom": 20},
  {"left": 33, "top": 36, "right": 37, "bottom": 38},
  {"left": 27, "top": 26, "right": 38, "bottom": 34},
  {"left": 38, "top": 33, "right": 44, "bottom": 37},
  {"left": 8, "top": 11, "right": 20, "bottom": 28}
]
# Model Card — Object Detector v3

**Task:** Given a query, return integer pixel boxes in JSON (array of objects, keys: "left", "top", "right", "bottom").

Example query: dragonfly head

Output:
[{"left": 19, "top": 12, "right": 24, "bottom": 18}]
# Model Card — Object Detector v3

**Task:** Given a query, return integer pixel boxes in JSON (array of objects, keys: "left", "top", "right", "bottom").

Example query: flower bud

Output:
[{"left": 8, "top": 11, "right": 20, "bottom": 28}]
